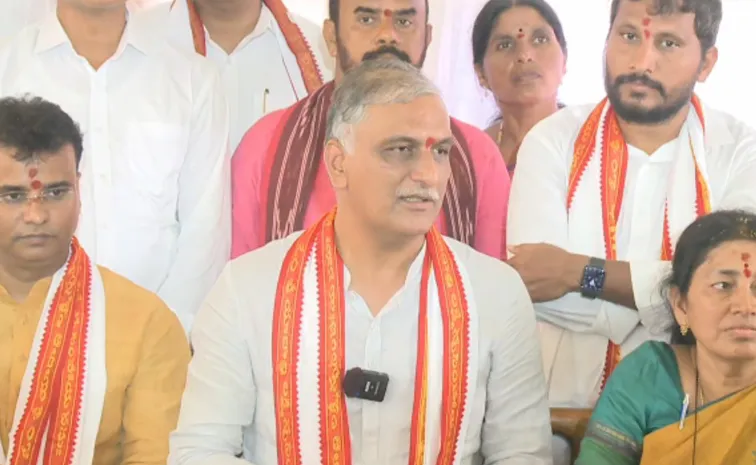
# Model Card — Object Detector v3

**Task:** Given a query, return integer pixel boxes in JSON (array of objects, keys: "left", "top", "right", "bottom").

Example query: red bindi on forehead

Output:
[
  {"left": 425, "top": 137, "right": 437, "bottom": 149},
  {"left": 30, "top": 179, "right": 42, "bottom": 190},
  {"left": 28, "top": 167, "right": 38, "bottom": 178},
  {"left": 742, "top": 253, "right": 752, "bottom": 278},
  {"left": 384, "top": 9, "right": 392, "bottom": 17},
  {"left": 642, "top": 17, "right": 651, "bottom": 26}
]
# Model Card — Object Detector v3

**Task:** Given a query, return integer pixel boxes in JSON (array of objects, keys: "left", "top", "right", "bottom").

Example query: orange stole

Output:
[
  {"left": 181, "top": 0, "right": 324, "bottom": 94},
  {"left": 567, "top": 96, "right": 711, "bottom": 390},
  {"left": 10, "top": 239, "right": 92, "bottom": 465},
  {"left": 271, "top": 211, "right": 471, "bottom": 465}
]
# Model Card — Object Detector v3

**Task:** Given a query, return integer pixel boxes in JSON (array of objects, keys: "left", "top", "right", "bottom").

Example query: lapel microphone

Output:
[{"left": 342, "top": 367, "right": 389, "bottom": 403}]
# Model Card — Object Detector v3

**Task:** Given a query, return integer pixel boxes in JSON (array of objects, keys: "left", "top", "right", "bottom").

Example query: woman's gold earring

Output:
[{"left": 680, "top": 323, "right": 689, "bottom": 336}]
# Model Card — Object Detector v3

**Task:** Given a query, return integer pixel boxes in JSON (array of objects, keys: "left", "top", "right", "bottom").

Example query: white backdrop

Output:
[{"left": 2, "top": 0, "right": 754, "bottom": 128}]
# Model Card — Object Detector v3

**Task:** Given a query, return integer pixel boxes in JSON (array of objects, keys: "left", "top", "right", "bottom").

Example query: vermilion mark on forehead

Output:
[
  {"left": 30, "top": 180, "right": 42, "bottom": 190},
  {"left": 743, "top": 253, "right": 752, "bottom": 278},
  {"left": 425, "top": 137, "right": 437, "bottom": 149},
  {"left": 28, "top": 167, "right": 38, "bottom": 178},
  {"left": 644, "top": 29, "right": 651, "bottom": 39},
  {"left": 642, "top": 17, "right": 651, "bottom": 26},
  {"left": 384, "top": 9, "right": 392, "bottom": 17}
]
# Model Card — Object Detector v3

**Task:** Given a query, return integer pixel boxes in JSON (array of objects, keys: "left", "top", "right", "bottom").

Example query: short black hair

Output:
[
  {"left": 664, "top": 210, "right": 756, "bottom": 345},
  {"left": 472, "top": 0, "right": 567, "bottom": 66},
  {"left": 0, "top": 95, "right": 83, "bottom": 168},
  {"left": 610, "top": 0, "right": 722, "bottom": 53},
  {"left": 329, "top": 0, "right": 430, "bottom": 26}
]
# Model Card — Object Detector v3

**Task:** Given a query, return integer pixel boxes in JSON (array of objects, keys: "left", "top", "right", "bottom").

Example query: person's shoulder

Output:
[
  {"left": 444, "top": 237, "right": 530, "bottom": 308},
  {"left": 614, "top": 340, "right": 675, "bottom": 379},
  {"left": 225, "top": 232, "right": 303, "bottom": 290},
  {"left": 234, "top": 106, "right": 291, "bottom": 159},
  {"left": 529, "top": 103, "right": 595, "bottom": 140},
  {"left": 702, "top": 104, "right": 756, "bottom": 154},
  {"left": 97, "top": 265, "right": 183, "bottom": 332}
]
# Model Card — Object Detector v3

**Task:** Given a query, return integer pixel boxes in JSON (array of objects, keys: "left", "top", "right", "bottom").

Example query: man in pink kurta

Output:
[{"left": 231, "top": 0, "right": 510, "bottom": 259}]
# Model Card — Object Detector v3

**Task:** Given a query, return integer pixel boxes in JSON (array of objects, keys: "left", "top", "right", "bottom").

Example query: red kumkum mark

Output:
[
  {"left": 743, "top": 253, "right": 752, "bottom": 278},
  {"left": 425, "top": 137, "right": 437, "bottom": 150},
  {"left": 644, "top": 29, "right": 651, "bottom": 39},
  {"left": 517, "top": 32, "right": 525, "bottom": 39},
  {"left": 642, "top": 17, "right": 651, "bottom": 26},
  {"left": 384, "top": 9, "right": 392, "bottom": 17},
  {"left": 28, "top": 167, "right": 38, "bottom": 178},
  {"left": 30, "top": 180, "right": 42, "bottom": 190}
]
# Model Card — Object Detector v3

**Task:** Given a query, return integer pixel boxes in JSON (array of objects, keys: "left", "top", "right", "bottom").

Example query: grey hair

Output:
[
  {"left": 609, "top": 0, "right": 722, "bottom": 54},
  {"left": 325, "top": 58, "right": 443, "bottom": 151}
]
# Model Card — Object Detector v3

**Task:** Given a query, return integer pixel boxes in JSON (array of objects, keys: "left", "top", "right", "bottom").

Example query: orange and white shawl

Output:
[
  {"left": 565, "top": 96, "right": 712, "bottom": 390},
  {"left": 271, "top": 210, "right": 479, "bottom": 465},
  {"left": 0, "top": 239, "right": 106, "bottom": 465}
]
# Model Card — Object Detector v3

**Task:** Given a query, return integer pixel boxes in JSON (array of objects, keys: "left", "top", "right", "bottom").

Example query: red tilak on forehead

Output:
[
  {"left": 642, "top": 17, "right": 651, "bottom": 26},
  {"left": 743, "top": 253, "right": 752, "bottom": 278},
  {"left": 644, "top": 29, "right": 651, "bottom": 39},
  {"left": 425, "top": 137, "right": 437, "bottom": 149},
  {"left": 30, "top": 180, "right": 42, "bottom": 190},
  {"left": 517, "top": 33, "right": 525, "bottom": 39},
  {"left": 384, "top": 9, "right": 393, "bottom": 17},
  {"left": 28, "top": 167, "right": 38, "bottom": 178}
]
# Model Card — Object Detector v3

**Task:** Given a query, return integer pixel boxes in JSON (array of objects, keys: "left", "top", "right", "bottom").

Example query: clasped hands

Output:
[{"left": 506, "top": 243, "right": 587, "bottom": 303}]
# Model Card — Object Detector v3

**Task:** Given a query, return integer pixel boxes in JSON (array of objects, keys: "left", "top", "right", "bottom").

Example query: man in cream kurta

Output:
[
  {"left": 507, "top": 0, "right": 756, "bottom": 409},
  {"left": 0, "top": 0, "right": 231, "bottom": 332},
  {"left": 142, "top": 0, "right": 334, "bottom": 150},
  {"left": 0, "top": 96, "right": 190, "bottom": 465},
  {"left": 170, "top": 59, "right": 552, "bottom": 465}
]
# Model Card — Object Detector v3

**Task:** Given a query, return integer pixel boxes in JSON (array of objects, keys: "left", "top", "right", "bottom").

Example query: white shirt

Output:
[
  {"left": 143, "top": 1, "right": 335, "bottom": 150},
  {"left": 0, "top": 10, "right": 232, "bottom": 332},
  {"left": 0, "top": 0, "right": 154, "bottom": 42},
  {"left": 169, "top": 233, "right": 553, "bottom": 465},
  {"left": 507, "top": 102, "right": 756, "bottom": 407}
]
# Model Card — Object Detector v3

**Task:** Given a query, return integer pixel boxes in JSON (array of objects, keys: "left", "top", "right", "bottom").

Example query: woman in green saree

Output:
[{"left": 576, "top": 210, "right": 756, "bottom": 465}]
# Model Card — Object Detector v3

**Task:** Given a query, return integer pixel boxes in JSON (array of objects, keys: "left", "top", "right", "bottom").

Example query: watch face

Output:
[{"left": 583, "top": 266, "right": 606, "bottom": 296}]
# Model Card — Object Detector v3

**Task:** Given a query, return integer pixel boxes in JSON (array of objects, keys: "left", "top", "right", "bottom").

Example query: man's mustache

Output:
[
  {"left": 362, "top": 46, "right": 412, "bottom": 64},
  {"left": 614, "top": 73, "right": 666, "bottom": 98}
]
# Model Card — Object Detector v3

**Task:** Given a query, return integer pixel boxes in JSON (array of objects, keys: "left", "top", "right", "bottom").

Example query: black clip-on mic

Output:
[{"left": 342, "top": 367, "right": 389, "bottom": 403}]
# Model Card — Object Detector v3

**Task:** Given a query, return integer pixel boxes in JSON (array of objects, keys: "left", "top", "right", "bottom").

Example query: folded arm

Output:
[
  {"left": 168, "top": 265, "right": 257, "bottom": 465},
  {"left": 158, "top": 62, "right": 231, "bottom": 332},
  {"left": 506, "top": 123, "right": 673, "bottom": 342}
]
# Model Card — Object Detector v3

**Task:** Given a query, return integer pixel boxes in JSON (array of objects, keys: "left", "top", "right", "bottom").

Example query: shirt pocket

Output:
[{"left": 120, "top": 122, "right": 186, "bottom": 207}]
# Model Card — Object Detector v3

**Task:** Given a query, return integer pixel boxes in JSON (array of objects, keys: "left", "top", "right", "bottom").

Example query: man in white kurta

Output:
[
  {"left": 142, "top": 0, "right": 334, "bottom": 150},
  {"left": 507, "top": 0, "right": 756, "bottom": 409},
  {"left": 0, "top": 0, "right": 231, "bottom": 332},
  {"left": 170, "top": 58, "right": 552, "bottom": 465}
]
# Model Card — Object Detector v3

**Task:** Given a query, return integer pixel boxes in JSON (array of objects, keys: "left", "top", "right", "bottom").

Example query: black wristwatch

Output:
[{"left": 580, "top": 257, "right": 606, "bottom": 299}]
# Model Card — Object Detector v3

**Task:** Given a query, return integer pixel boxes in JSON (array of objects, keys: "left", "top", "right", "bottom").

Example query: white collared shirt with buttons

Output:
[
  {"left": 142, "top": 1, "right": 334, "bottom": 151},
  {"left": 0, "top": 9, "right": 232, "bottom": 332},
  {"left": 506, "top": 102, "right": 756, "bottom": 407},
  {"left": 169, "top": 234, "right": 554, "bottom": 465}
]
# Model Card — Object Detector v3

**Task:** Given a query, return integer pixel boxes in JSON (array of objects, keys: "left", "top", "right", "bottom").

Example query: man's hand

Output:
[{"left": 507, "top": 243, "right": 587, "bottom": 303}]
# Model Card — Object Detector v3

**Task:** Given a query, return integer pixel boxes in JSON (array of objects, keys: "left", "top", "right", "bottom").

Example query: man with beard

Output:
[
  {"left": 230, "top": 0, "right": 510, "bottom": 260},
  {"left": 507, "top": 0, "right": 756, "bottom": 412}
]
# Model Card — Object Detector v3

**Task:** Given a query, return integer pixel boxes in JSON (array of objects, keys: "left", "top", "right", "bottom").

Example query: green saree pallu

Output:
[{"left": 576, "top": 341, "right": 756, "bottom": 465}]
